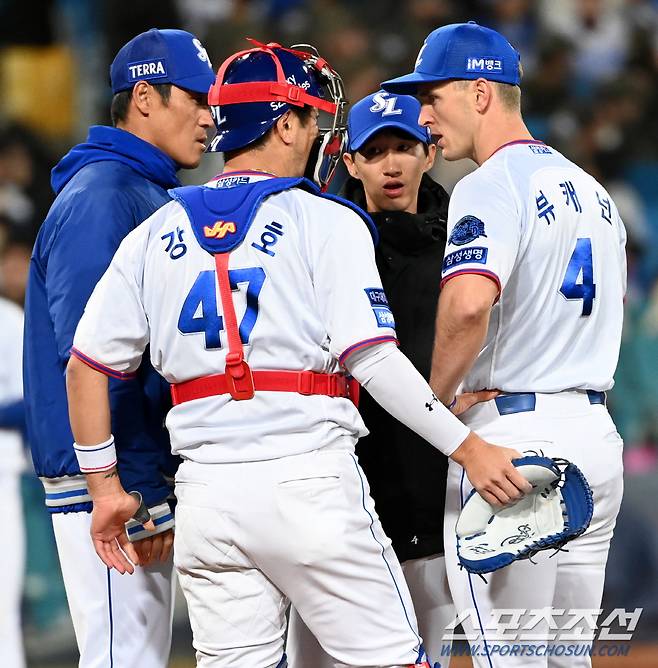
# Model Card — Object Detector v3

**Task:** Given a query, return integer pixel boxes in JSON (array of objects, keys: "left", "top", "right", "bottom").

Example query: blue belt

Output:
[{"left": 495, "top": 390, "right": 606, "bottom": 416}]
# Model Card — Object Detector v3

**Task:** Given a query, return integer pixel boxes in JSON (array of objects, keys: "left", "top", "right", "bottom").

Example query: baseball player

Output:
[
  {"left": 383, "top": 21, "right": 626, "bottom": 667},
  {"left": 287, "top": 90, "right": 461, "bottom": 667},
  {"left": 65, "top": 41, "right": 531, "bottom": 668},
  {"left": 0, "top": 293, "right": 26, "bottom": 668},
  {"left": 23, "top": 29, "right": 215, "bottom": 667}
]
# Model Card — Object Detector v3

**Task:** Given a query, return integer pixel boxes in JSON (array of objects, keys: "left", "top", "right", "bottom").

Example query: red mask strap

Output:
[
  {"left": 209, "top": 40, "right": 337, "bottom": 114},
  {"left": 210, "top": 44, "right": 285, "bottom": 105},
  {"left": 215, "top": 82, "right": 336, "bottom": 113}
]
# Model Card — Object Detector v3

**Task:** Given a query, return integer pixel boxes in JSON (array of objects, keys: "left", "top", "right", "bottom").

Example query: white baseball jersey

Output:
[
  {"left": 73, "top": 173, "right": 397, "bottom": 463},
  {"left": 0, "top": 296, "right": 26, "bottom": 474},
  {"left": 441, "top": 141, "right": 626, "bottom": 393}
]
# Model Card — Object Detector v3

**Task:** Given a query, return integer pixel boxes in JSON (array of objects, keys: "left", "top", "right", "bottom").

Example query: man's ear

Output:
[
  {"left": 424, "top": 142, "right": 437, "bottom": 172},
  {"left": 131, "top": 81, "right": 152, "bottom": 116},
  {"left": 275, "top": 110, "right": 295, "bottom": 146},
  {"left": 473, "top": 78, "right": 493, "bottom": 114},
  {"left": 342, "top": 151, "right": 360, "bottom": 179}
]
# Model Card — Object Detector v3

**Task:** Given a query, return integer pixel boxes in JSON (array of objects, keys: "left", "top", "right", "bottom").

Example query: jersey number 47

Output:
[{"left": 178, "top": 268, "right": 265, "bottom": 349}]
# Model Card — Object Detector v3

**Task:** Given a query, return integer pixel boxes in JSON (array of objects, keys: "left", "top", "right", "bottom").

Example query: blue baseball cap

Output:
[
  {"left": 347, "top": 91, "right": 431, "bottom": 152},
  {"left": 110, "top": 28, "right": 215, "bottom": 95},
  {"left": 382, "top": 21, "right": 521, "bottom": 94}
]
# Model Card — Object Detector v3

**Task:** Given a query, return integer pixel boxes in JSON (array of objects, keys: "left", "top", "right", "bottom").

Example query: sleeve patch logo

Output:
[
  {"left": 373, "top": 307, "right": 396, "bottom": 328},
  {"left": 443, "top": 247, "right": 488, "bottom": 272},
  {"left": 364, "top": 287, "right": 389, "bottom": 307},
  {"left": 365, "top": 288, "right": 394, "bottom": 328},
  {"left": 448, "top": 215, "right": 487, "bottom": 246}
]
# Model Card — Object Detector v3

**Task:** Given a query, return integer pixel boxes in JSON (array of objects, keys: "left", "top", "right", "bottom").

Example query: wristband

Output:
[
  {"left": 73, "top": 435, "right": 117, "bottom": 473},
  {"left": 125, "top": 501, "right": 175, "bottom": 543},
  {"left": 128, "top": 491, "right": 152, "bottom": 525}
]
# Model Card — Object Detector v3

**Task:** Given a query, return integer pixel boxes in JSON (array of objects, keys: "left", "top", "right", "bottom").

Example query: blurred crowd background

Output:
[{"left": 0, "top": 0, "right": 657, "bottom": 664}]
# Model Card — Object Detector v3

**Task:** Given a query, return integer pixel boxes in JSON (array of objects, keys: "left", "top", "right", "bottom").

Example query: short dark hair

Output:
[
  {"left": 222, "top": 105, "right": 314, "bottom": 162},
  {"left": 110, "top": 83, "right": 172, "bottom": 126}
]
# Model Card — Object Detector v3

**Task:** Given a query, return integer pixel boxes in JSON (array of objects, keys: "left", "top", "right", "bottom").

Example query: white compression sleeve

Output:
[{"left": 344, "top": 342, "right": 470, "bottom": 457}]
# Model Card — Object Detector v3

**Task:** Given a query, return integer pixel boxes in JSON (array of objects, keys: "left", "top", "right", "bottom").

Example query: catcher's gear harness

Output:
[{"left": 456, "top": 456, "right": 593, "bottom": 574}]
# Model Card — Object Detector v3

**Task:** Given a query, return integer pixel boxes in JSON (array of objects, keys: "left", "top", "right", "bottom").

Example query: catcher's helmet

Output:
[{"left": 207, "top": 40, "right": 347, "bottom": 190}]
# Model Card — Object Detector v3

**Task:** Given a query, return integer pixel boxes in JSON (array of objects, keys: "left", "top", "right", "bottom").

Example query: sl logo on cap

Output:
[
  {"left": 193, "top": 38, "right": 212, "bottom": 67},
  {"left": 204, "top": 221, "right": 236, "bottom": 239},
  {"left": 128, "top": 59, "right": 167, "bottom": 81},
  {"left": 369, "top": 92, "right": 403, "bottom": 117}
]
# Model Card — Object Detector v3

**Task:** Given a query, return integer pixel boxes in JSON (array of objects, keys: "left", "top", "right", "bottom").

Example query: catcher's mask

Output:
[{"left": 207, "top": 39, "right": 347, "bottom": 191}]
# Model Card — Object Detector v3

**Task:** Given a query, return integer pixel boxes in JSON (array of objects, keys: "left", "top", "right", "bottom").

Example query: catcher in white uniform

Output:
[
  {"left": 383, "top": 21, "right": 626, "bottom": 668},
  {"left": 65, "top": 41, "right": 532, "bottom": 668}
]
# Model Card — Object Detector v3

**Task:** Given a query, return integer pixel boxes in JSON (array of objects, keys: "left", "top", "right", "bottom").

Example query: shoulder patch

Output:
[
  {"left": 448, "top": 215, "right": 487, "bottom": 246},
  {"left": 364, "top": 287, "right": 395, "bottom": 329}
]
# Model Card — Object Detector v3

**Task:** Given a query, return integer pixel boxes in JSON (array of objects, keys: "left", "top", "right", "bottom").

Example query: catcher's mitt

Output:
[{"left": 456, "top": 456, "right": 593, "bottom": 574}]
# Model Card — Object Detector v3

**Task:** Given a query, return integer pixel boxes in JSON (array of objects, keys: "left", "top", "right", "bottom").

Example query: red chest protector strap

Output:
[
  {"left": 214, "top": 252, "right": 255, "bottom": 400},
  {"left": 170, "top": 252, "right": 360, "bottom": 406}
]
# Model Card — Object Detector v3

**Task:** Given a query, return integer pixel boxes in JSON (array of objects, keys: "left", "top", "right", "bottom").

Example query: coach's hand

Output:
[
  {"left": 450, "top": 390, "right": 499, "bottom": 416},
  {"left": 91, "top": 491, "right": 154, "bottom": 574},
  {"left": 134, "top": 529, "right": 174, "bottom": 566},
  {"left": 450, "top": 432, "right": 533, "bottom": 506}
]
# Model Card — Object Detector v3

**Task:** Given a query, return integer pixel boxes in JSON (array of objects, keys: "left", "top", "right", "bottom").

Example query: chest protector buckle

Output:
[{"left": 224, "top": 351, "right": 255, "bottom": 400}]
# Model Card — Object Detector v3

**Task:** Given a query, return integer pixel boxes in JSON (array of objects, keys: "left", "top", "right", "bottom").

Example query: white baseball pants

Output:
[
  {"left": 444, "top": 391, "right": 624, "bottom": 668},
  {"left": 174, "top": 446, "right": 425, "bottom": 667},
  {"left": 52, "top": 510, "right": 175, "bottom": 667},
  {"left": 287, "top": 554, "right": 455, "bottom": 667},
  {"left": 1, "top": 472, "right": 25, "bottom": 668}
]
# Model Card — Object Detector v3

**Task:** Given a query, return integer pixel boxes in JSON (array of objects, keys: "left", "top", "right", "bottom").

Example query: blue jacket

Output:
[{"left": 24, "top": 126, "right": 180, "bottom": 517}]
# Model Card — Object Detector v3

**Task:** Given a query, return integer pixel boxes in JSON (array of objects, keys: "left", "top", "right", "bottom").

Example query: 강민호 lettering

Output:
[{"left": 252, "top": 221, "right": 284, "bottom": 257}]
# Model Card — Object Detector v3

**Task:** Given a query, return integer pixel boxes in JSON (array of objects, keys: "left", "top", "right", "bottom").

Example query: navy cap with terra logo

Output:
[
  {"left": 110, "top": 28, "right": 216, "bottom": 95},
  {"left": 382, "top": 21, "right": 521, "bottom": 94}
]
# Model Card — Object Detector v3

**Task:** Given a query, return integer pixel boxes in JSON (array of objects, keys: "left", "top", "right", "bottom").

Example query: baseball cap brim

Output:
[
  {"left": 173, "top": 71, "right": 216, "bottom": 95},
  {"left": 350, "top": 121, "right": 429, "bottom": 152},
  {"left": 381, "top": 70, "right": 445, "bottom": 95}
]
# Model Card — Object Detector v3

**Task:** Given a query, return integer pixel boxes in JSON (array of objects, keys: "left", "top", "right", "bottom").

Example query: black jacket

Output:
[{"left": 341, "top": 173, "right": 450, "bottom": 561}]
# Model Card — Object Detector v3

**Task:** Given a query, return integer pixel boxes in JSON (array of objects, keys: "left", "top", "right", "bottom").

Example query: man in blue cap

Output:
[
  {"left": 23, "top": 28, "right": 215, "bottom": 667},
  {"left": 287, "top": 90, "right": 466, "bottom": 667},
  {"left": 383, "top": 22, "right": 626, "bottom": 667}
]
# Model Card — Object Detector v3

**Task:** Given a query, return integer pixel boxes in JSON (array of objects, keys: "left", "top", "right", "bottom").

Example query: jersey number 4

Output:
[
  {"left": 178, "top": 268, "right": 265, "bottom": 349},
  {"left": 559, "top": 237, "right": 596, "bottom": 316}
]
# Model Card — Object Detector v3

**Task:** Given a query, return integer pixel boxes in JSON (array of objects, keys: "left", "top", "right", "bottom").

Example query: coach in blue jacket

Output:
[{"left": 23, "top": 29, "right": 214, "bottom": 667}]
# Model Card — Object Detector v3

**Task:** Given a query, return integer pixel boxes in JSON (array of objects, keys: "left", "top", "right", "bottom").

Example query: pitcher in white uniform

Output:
[
  {"left": 383, "top": 21, "right": 626, "bottom": 668},
  {"left": 65, "top": 41, "right": 532, "bottom": 668}
]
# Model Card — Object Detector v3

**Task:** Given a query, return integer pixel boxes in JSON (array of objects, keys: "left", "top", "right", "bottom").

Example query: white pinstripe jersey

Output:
[
  {"left": 73, "top": 173, "right": 397, "bottom": 463},
  {"left": 441, "top": 141, "right": 626, "bottom": 393}
]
